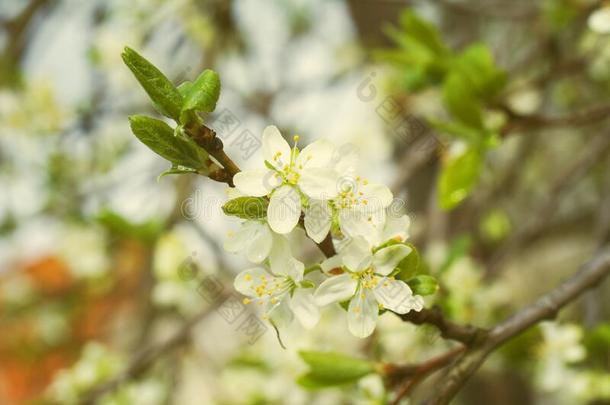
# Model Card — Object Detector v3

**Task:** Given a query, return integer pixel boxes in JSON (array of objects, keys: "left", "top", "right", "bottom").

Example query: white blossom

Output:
[
  {"left": 233, "top": 125, "right": 340, "bottom": 235},
  {"left": 234, "top": 259, "right": 320, "bottom": 329},
  {"left": 314, "top": 236, "right": 423, "bottom": 338}
]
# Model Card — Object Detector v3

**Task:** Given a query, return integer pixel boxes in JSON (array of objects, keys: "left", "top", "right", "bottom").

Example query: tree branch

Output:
[
  {"left": 398, "top": 307, "right": 487, "bottom": 345},
  {"left": 424, "top": 246, "right": 610, "bottom": 405},
  {"left": 488, "top": 131, "right": 610, "bottom": 273},
  {"left": 501, "top": 103, "right": 610, "bottom": 134}
]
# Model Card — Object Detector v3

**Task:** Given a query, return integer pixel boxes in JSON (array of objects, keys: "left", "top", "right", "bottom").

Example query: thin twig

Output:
[
  {"left": 398, "top": 307, "right": 487, "bottom": 345},
  {"left": 424, "top": 246, "right": 610, "bottom": 405},
  {"left": 501, "top": 103, "right": 610, "bottom": 134},
  {"left": 488, "top": 131, "right": 610, "bottom": 273},
  {"left": 387, "top": 345, "right": 466, "bottom": 404}
]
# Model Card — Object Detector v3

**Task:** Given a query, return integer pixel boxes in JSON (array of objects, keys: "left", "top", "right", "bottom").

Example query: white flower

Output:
[
  {"left": 234, "top": 259, "right": 320, "bottom": 329},
  {"left": 233, "top": 125, "right": 339, "bottom": 235},
  {"left": 302, "top": 176, "right": 394, "bottom": 245},
  {"left": 224, "top": 220, "right": 299, "bottom": 275},
  {"left": 224, "top": 220, "right": 273, "bottom": 263},
  {"left": 314, "top": 237, "right": 423, "bottom": 338},
  {"left": 335, "top": 176, "right": 393, "bottom": 241},
  {"left": 589, "top": 7, "right": 610, "bottom": 34}
]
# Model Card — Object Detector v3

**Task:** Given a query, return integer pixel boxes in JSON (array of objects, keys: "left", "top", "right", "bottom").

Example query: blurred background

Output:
[{"left": 1, "top": 0, "right": 610, "bottom": 404}]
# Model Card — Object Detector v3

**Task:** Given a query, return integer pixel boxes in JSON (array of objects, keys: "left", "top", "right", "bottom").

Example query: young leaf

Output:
[
  {"left": 455, "top": 44, "right": 507, "bottom": 101},
  {"left": 121, "top": 47, "right": 183, "bottom": 121},
  {"left": 443, "top": 71, "right": 483, "bottom": 129},
  {"left": 297, "top": 351, "right": 376, "bottom": 389},
  {"left": 158, "top": 165, "right": 199, "bottom": 181},
  {"left": 438, "top": 146, "right": 483, "bottom": 210},
  {"left": 395, "top": 243, "right": 421, "bottom": 280},
  {"left": 181, "top": 69, "right": 221, "bottom": 115},
  {"left": 399, "top": 11, "right": 448, "bottom": 56},
  {"left": 406, "top": 275, "right": 439, "bottom": 296},
  {"left": 222, "top": 197, "right": 269, "bottom": 220},
  {"left": 129, "top": 115, "right": 210, "bottom": 173}
]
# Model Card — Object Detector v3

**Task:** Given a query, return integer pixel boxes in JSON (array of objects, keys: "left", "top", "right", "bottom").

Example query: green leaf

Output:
[
  {"left": 406, "top": 275, "right": 439, "bottom": 296},
  {"left": 438, "top": 146, "right": 483, "bottom": 210},
  {"left": 428, "top": 118, "right": 486, "bottom": 144},
  {"left": 121, "top": 47, "right": 183, "bottom": 121},
  {"left": 443, "top": 71, "right": 483, "bottom": 129},
  {"left": 455, "top": 44, "right": 506, "bottom": 101},
  {"left": 479, "top": 208, "right": 511, "bottom": 242},
  {"left": 128, "top": 115, "right": 210, "bottom": 173},
  {"left": 297, "top": 351, "right": 376, "bottom": 389},
  {"left": 395, "top": 243, "right": 420, "bottom": 280},
  {"left": 157, "top": 165, "right": 199, "bottom": 181},
  {"left": 398, "top": 11, "right": 448, "bottom": 56},
  {"left": 181, "top": 69, "right": 221, "bottom": 115},
  {"left": 177, "top": 81, "right": 194, "bottom": 97},
  {"left": 222, "top": 197, "right": 269, "bottom": 220}
]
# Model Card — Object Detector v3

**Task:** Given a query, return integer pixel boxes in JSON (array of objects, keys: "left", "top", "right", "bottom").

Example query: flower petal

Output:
[
  {"left": 296, "top": 139, "right": 335, "bottom": 169},
  {"left": 262, "top": 125, "right": 291, "bottom": 167},
  {"left": 372, "top": 244, "right": 412, "bottom": 276},
  {"left": 364, "top": 183, "right": 393, "bottom": 208},
  {"left": 299, "top": 168, "right": 339, "bottom": 199},
  {"left": 233, "top": 169, "right": 273, "bottom": 197},
  {"left": 304, "top": 200, "right": 332, "bottom": 243},
  {"left": 333, "top": 143, "right": 359, "bottom": 174},
  {"left": 320, "top": 255, "right": 343, "bottom": 274},
  {"left": 339, "top": 209, "right": 377, "bottom": 243},
  {"left": 234, "top": 267, "right": 275, "bottom": 297},
  {"left": 383, "top": 214, "right": 411, "bottom": 242},
  {"left": 267, "top": 185, "right": 301, "bottom": 234},
  {"left": 341, "top": 236, "right": 372, "bottom": 272},
  {"left": 314, "top": 273, "right": 358, "bottom": 306},
  {"left": 268, "top": 233, "right": 290, "bottom": 275},
  {"left": 290, "top": 288, "right": 320, "bottom": 329},
  {"left": 285, "top": 257, "right": 305, "bottom": 282},
  {"left": 373, "top": 278, "right": 416, "bottom": 314},
  {"left": 347, "top": 288, "right": 378, "bottom": 338},
  {"left": 224, "top": 221, "right": 257, "bottom": 253},
  {"left": 246, "top": 223, "right": 273, "bottom": 263},
  {"left": 267, "top": 294, "right": 294, "bottom": 327}
]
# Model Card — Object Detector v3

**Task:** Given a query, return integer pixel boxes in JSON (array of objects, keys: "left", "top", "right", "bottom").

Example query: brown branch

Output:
[
  {"left": 184, "top": 122, "right": 240, "bottom": 186},
  {"left": 501, "top": 103, "right": 610, "bottom": 135},
  {"left": 423, "top": 246, "right": 610, "bottom": 405},
  {"left": 488, "top": 131, "right": 610, "bottom": 273},
  {"left": 398, "top": 307, "right": 487, "bottom": 345},
  {"left": 387, "top": 345, "right": 466, "bottom": 405}
]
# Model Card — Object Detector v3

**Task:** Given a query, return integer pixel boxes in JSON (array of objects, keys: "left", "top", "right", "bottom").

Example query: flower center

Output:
[
  {"left": 352, "top": 267, "right": 380, "bottom": 290},
  {"left": 333, "top": 176, "right": 370, "bottom": 210},
  {"left": 269, "top": 135, "right": 305, "bottom": 186},
  {"left": 243, "top": 274, "right": 295, "bottom": 306}
]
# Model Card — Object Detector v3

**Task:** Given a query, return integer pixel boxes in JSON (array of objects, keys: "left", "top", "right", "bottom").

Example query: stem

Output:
[
  {"left": 184, "top": 121, "right": 240, "bottom": 186},
  {"left": 397, "top": 307, "right": 488, "bottom": 345},
  {"left": 425, "top": 246, "right": 610, "bottom": 405}
]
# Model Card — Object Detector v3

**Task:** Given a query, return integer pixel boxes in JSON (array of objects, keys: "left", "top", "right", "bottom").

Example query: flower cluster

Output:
[{"left": 225, "top": 126, "right": 424, "bottom": 338}]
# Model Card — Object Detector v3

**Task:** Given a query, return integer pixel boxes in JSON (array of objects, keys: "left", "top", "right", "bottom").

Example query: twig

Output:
[
  {"left": 388, "top": 345, "right": 466, "bottom": 405},
  {"left": 501, "top": 103, "right": 610, "bottom": 134},
  {"left": 488, "top": 131, "right": 610, "bottom": 273},
  {"left": 424, "top": 246, "right": 610, "bottom": 405},
  {"left": 184, "top": 122, "right": 240, "bottom": 186},
  {"left": 397, "top": 307, "right": 487, "bottom": 345}
]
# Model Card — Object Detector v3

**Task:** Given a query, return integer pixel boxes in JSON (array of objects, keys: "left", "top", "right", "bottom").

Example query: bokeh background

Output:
[{"left": 1, "top": 0, "right": 610, "bottom": 404}]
